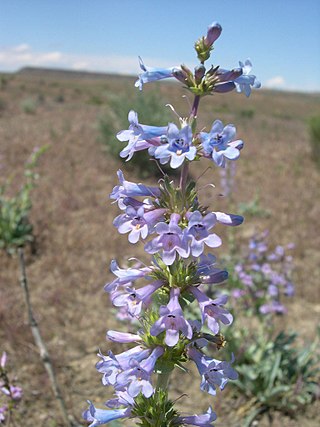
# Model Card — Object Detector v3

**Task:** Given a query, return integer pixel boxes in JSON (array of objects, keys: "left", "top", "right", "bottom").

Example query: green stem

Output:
[
  {"left": 179, "top": 162, "right": 189, "bottom": 193},
  {"left": 156, "top": 370, "right": 172, "bottom": 390}
]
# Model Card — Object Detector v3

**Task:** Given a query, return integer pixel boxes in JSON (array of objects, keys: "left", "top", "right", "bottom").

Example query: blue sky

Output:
[{"left": 0, "top": 0, "right": 319, "bottom": 92}]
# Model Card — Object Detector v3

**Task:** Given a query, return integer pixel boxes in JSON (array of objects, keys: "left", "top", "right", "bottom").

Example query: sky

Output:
[{"left": 0, "top": 0, "right": 319, "bottom": 92}]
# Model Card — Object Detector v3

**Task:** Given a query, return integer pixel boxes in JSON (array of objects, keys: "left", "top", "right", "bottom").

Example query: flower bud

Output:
[
  {"left": 214, "top": 82, "right": 236, "bottom": 93},
  {"left": 173, "top": 69, "right": 187, "bottom": 84},
  {"left": 194, "top": 65, "right": 206, "bottom": 84},
  {"left": 204, "top": 22, "right": 222, "bottom": 47}
]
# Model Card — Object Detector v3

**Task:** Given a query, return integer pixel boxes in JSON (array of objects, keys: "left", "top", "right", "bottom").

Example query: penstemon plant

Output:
[{"left": 83, "top": 21, "right": 260, "bottom": 426}]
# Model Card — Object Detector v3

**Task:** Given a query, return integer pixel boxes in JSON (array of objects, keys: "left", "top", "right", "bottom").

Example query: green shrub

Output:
[
  {"left": 237, "top": 194, "right": 271, "bottom": 217},
  {"left": 0, "top": 146, "right": 48, "bottom": 255},
  {"left": 98, "top": 90, "right": 172, "bottom": 178},
  {"left": 21, "top": 97, "right": 37, "bottom": 114},
  {"left": 54, "top": 93, "right": 65, "bottom": 103},
  {"left": 239, "top": 108, "right": 255, "bottom": 119},
  {"left": 228, "top": 328, "right": 320, "bottom": 426},
  {"left": 309, "top": 116, "right": 320, "bottom": 165},
  {"left": 88, "top": 95, "right": 104, "bottom": 105},
  {"left": 0, "top": 75, "right": 8, "bottom": 90}
]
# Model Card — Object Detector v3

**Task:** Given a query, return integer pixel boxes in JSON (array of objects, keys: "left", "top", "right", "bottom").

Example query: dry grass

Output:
[{"left": 0, "top": 70, "right": 320, "bottom": 426}]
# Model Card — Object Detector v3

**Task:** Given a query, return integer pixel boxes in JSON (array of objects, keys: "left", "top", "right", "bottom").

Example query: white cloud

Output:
[
  {"left": 12, "top": 43, "right": 30, "bottom": 53},
  {"left": 71, "top": 61, "right": 90, "bottom": 70},
  {"left": 265, "top": 76, "right": 286, "bottom": 89},
  {"left": 0, "top": 44, "right": 175, "bottom": 75},
  {"left": 38, "top": 51, "right": 62, "bottom": 62},
  {"left": 0, "top": 45, "right": 63, "bottom": 68}
]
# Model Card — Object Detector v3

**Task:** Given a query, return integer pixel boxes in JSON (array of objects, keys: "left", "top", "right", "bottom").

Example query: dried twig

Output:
[{"left": 18, "top": 248, "right": 73, "bottom": 427}]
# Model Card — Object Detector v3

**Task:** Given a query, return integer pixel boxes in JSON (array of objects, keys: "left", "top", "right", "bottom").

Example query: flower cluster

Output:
[
  {"left": 118, "top": 112, "right": 246, "bottom": 170},
  {"left": 84, "top": 21, "right": 260, "bottom": 426},
  {"left": 230, "top": 230, "right": 295, "bottom": 316},
  {"left": 0, "top": 352, "right": 23, "bottom": 424}
]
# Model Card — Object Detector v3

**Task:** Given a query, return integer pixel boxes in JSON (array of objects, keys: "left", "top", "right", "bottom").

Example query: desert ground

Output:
[{"left": 0, "top": 68, "right": 320, "bottom": 426}]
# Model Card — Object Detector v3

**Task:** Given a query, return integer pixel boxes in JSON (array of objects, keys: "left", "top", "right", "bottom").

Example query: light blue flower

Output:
[
  {"left": 188, "top": 347, "right": 238, "bottom": 396},
  {"left": 116, "top": 347, "right": 163, "bottom": 398},
  {"left": 95, "top": 346, "right": 150, "bottom": 386},
  {"left": 186, "top": 211, "right": 222, "bottom": 257},
  {"left": 144, "top": 213, "right": 190, "bottom": 265},
  {"left": 83, "top": 401, "right": 130, "bottom": 426},
  {"left": 111, "top": 280, "right": 163, "bottom": 316},
  {"left": 110, "top": 170, "right": 161, "bottom": 204},
  {"left": 200, "top": 120, "right": 243, "bottom": 167},
  {"left": 190, "top": 287, "right": 233, "bottom": 334},
  {"left": 117, "top": 111, "right": 167, "bottom": 161},
  {"left": 135, "top": 57, "right": 179, "bottom": 90},
  {"left": 150, "top": 288, "right": 193, "bottom": 346},
  {"left": 178, "top": 405, "right": 217, "bottom": 426},
  {"left": 104, "top": 259, "right": 151, "bottom": 293},
  {"left": 235, "top": 59, "right": 261, "bottom": 97},
  {"left": 154, "top": 123, "right": 196, "bottom": 169}
]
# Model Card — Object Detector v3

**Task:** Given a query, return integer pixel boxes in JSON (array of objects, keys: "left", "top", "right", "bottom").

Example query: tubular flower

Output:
[
  {"left": 190, "top": 287, "right": 233, "bottom": 334},
  {"left": 154, "top": 123, "right": 196, "bottom": 169},
  {"left": 178, "top": 406, "right": 217, "bottom": 426},
  {"left": 144, "top": 214, "right": 190, "bottom": 265},
  {"left": 135, "top": 57, "right": 180, "bottom": 90},
  {"left": 83, "top": 401, "right": 131, "bottom": 427},
  {"left": 117, "top": 110, "right": 167, "bottom": 161},
  {"left": 235, "top": 59, "right": 261, "bottom": 96},
  {"left": 200, "top": 120, "right": 243, "bottom": 167},
  {"left": 150, "top": 287, "right": 193, "bottom": 346}
]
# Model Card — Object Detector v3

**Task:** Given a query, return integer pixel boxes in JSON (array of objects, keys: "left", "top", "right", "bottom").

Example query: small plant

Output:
[
  {"left": 20, "top": 97, "right": 37, "bottom": 114},
  {"left": 0, "top": 147, "right": 47, "bottom": 255},
  {"left": 239, "top": 108, "right": 255, "bottom": 119},
  {"left": 309, "top": 115, "right": 320, "bottom": 166},
  {"left": 238, "top": 194, "right": 271, "bottom": 218},
  {"left": 99, "top": 90, "right": 172, "bottom": 178},
  {"left": 88, "top": 94, "right": 104, "bottom": 105},
  {"left": 0, "top": 146, "right": 74, "bottom": 426},
  {"left": 218, "top": 231, "right": 320, "bottom": 425},
  {"left": 231, "top": 329, "right": 320, "bottom": 426},
  {"left": 0, "top": 75, "right": 8, "bottom": 90},
  {"left": 227, "top": 230, "right": 295, "bottom": 317},
  {"left": 54, "top": 93, "right": 65, "bottom": 103},
  {"left": 0, "top": 352, "right": 23, "bottom": 425}
]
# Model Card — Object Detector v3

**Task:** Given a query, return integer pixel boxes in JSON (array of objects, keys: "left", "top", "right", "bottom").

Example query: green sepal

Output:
[
  {"left": 194, "top": 37, "right": 213, "bottom": 63},
  {"left": 132, "top": 390, "right": 183, "bottom": 427}
]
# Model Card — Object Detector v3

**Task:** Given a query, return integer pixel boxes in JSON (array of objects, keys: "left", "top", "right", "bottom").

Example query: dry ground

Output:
[{"left": 0, "top": 70, "right": 320, "bottom": 426}]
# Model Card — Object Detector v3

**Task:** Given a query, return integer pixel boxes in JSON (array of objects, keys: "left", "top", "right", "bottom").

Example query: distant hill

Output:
[{"left": 16, "top": 66, "right": 135, "bottom": 81}]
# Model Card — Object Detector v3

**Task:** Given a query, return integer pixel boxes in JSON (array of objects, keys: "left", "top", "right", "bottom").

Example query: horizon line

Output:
[{"left": 1, "top": 65, "right": 319, "bottom": 96}]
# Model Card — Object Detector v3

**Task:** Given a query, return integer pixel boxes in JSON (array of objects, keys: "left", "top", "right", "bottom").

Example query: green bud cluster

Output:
[
  {"left": 156, "top": 176, "right": 205, "bottom": 216},
  {"left": 132, "top": 390, "right": 182, "bottom": 427},
  {"left": 179, "top": 64, "right": 225, "bottom": 97},
  {"left": 194, "top": 36, "right": 213, "bottom": 63},
  {"left": 150, "top": 256, "right": 200, "bottom": 291}
]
